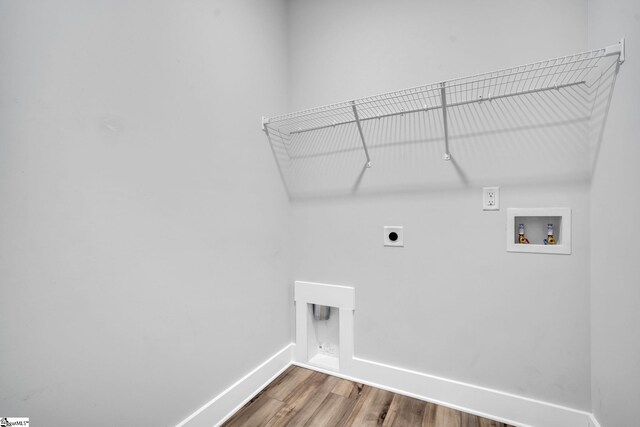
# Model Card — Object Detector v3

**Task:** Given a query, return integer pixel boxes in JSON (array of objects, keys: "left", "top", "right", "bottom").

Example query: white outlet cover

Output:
[
  {"left": 384, "top": 226, "right": 404, "bottom": 247},
  {"left": 483, "top": 186, "right": 500, "bottom": 211}
]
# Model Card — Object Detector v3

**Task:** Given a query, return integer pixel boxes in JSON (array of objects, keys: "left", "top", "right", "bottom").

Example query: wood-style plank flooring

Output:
[{"left": 222, "top": 366, "right": 514, "bottom": 427}]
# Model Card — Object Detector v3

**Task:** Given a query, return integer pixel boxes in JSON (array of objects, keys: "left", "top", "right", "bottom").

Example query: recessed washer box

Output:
[
  {"left": 507, "top": 208, "right": 571, "bottom": 254},
  {"left": 384, "top": 226, "right": 404, "bottom": 247}
]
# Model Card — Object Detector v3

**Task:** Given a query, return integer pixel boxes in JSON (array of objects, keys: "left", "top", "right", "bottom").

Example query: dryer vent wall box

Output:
[{"left": 384, "top": 226, "right": 404, "bottom": 247}]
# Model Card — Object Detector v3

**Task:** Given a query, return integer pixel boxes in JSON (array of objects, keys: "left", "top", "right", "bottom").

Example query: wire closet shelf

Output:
[{"left": 262, "top": 39, "right": 625, "bottom": 167}]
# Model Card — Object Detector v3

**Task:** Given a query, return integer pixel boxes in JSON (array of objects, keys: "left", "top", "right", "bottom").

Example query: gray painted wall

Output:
[
  {"left": 589, "top": 0, "right": 640, "bottom": 425},
  {"left": 0, "top": 1, "right": 292, "bottom": 426},
  {"left": 288, "top": 0, "right": 593, "bottom": 409}
]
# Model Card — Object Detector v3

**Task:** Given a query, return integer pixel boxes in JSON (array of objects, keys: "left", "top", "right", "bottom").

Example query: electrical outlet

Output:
[{"left": 483, "top": 187, "right": 499, "bottom": 210}]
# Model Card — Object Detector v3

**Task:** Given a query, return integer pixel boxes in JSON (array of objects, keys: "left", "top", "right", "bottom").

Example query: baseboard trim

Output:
[
  {"left": 589, "top": 414, "right": 603, "bottom": 427},
  {"left": 295, "top": 351, "right": 593, "bottom": 427},
  {"left": 176, "top": 343, "right": 293, "bottom": 427},
  {"left": 177, "top": 342, "right": 596, "bottom": 427}
]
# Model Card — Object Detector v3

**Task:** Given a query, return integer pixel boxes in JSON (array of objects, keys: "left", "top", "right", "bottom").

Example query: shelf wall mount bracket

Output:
[
  {"left": 604, "top": 38, "right": 625, "bottom": 64},
  {"left": 350, "top": 101, "right": 372, "bottom": 168},
  {"left": 440, "top": 82, "right": 452, "bottom": 161}
]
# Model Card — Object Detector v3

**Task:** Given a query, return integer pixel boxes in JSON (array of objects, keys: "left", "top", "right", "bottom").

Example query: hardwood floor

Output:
[{"left": 222, "top": 366, "right": 514, "bottom": 427}]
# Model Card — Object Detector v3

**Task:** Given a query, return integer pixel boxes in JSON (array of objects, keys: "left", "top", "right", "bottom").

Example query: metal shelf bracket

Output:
[
  {"left": 440, "top": 82, "right": 452, "bottom": 161},
  {"left": 351, "top": 101, "right": 372, "bottom": 168},
  {"left": 604, "top": 38, "right": 625, "bottom": 64}
]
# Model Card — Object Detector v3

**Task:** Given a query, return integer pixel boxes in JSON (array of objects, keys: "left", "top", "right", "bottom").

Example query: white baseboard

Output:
[
  {"left": 177, "top": 342, "right": 596, "bottom": 427},
  {"left": 176, "top": 344, "right": 293, "bottom": 427},
  {"left": 295, "top": 348, "right": 593, "bottom": 427},
  {"left": 589, "top": 414, "right": 603, "bottom": 427}
]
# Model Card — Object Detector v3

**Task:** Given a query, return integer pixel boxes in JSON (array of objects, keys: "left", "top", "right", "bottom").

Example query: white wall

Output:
[
  {"left": 288, "top": 0, "right": 594, "bottom": 409},
  {"left": 589, "top": 0, "right": 640, "bottom": 425},
  {"left": 0, "top": 1, "right": 291, "bottom": 426},
  {"left": 2, "top": 0, "right": 634, "bottom": 423}
]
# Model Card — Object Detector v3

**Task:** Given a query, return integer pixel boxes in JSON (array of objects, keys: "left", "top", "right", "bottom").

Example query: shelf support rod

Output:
[
  {"left": 351, "top": 101, "right": 372, "bottom": 168},
  {"left": 440, "top": 82, "right": 452, "bottom": 161}
]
